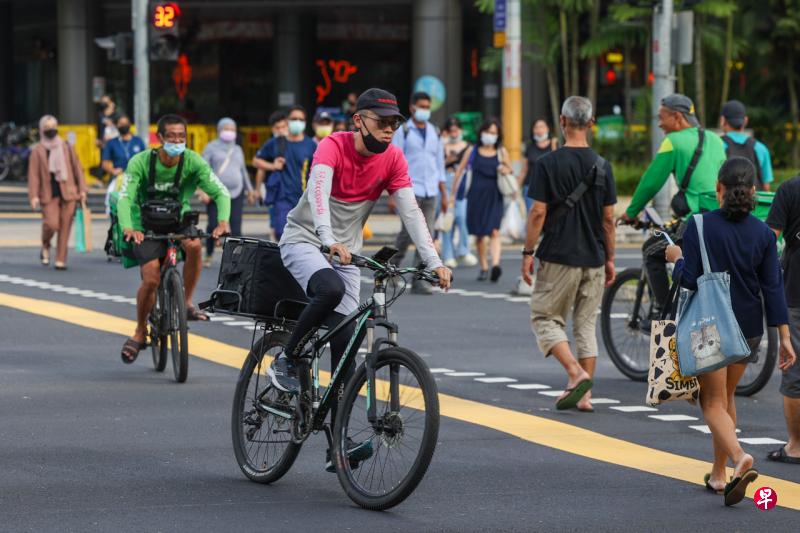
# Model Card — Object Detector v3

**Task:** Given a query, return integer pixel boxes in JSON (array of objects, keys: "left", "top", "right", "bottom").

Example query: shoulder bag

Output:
[
  {"left": 545, "top": 156, "right": 606, "bottom": 225},
  {"left": 670, "top": 128, "right": 704, "bottom": 217}
]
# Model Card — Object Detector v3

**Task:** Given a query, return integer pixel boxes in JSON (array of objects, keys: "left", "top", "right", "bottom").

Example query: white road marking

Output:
[
  {"left": 444, "top": 371, "right": 486, "bottom": 377},
  {"left": 538, "top": 390, "right": 565, "bottom": 397},
  {"left": 738, "top": 437, "right": 786, "bottom": 445},
  {"left": 588, "top": 398, "right": 621, "bottom": 404},
  {"left": 648, "top": 414, "right": 699, "bottom": 422},
  {"left": 506, "top": 297, "right": 530, "bottom": 303},
  {"left": 474, "top": 377, "right": 517, "bottom": 383},
  {"left": 428, "top": 368, "right": 455, "bottom": 373},
  {"left": 223, "top": 321, "right": 254, "bottom": 326},
  {"left": 479, "top": 293, "right": 508, "bottom": 299},
  {"left": 610, "top": 406, "right": 658, "bottom": 413},
  {"left": 609, "top": 313, "right": 629, "bottom": 319},
  {"left": 507, "top": 383, "right": 550, "bottom": 390},
  {"left": 690, "top": 425, "right": 741, "bottom": 435},
  {"left": 208, "top": 316, "right": 234, "bottom": 322}
]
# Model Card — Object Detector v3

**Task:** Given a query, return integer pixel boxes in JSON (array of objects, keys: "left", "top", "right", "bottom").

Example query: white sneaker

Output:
[
  {"left": 444, "top": 258, "right": 458, "bottom": 269},
  {"left": 459, "top": 253, "right": 478, "bottom": 267}
]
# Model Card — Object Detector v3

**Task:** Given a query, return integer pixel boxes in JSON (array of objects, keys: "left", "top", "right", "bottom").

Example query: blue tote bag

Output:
[{"left": 676, "top": 214, "right": 751, "bottom": 376}]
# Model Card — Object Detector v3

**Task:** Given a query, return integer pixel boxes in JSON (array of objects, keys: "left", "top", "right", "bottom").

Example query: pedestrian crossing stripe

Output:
[{"left": 2, "top": 290, "right": 800, "bottom": 511}]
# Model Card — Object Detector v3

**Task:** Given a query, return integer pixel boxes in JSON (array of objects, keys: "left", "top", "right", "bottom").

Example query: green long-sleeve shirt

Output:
[
  {"left": 626, "top": 127, "right": 726, "bottom": 218},
  {"left": 117, "top": 149, "right": 231, "bottom": 231}
]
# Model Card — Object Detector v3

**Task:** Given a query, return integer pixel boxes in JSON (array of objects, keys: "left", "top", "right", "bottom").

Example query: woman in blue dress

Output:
[{"left": 451, "top": 119, "right": 511, "bottom": 281}]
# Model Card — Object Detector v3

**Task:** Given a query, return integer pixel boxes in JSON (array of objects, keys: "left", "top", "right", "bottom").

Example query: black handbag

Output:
[
  {"left": 140, "top": 150, "right": 184, "bottom": 233},
  {"left": 670, "top": 128, "right": 704, "bottom": 217}
]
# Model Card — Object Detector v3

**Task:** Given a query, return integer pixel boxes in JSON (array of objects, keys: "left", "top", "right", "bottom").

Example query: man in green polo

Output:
[
  {"left": 116, "top": 114, "right": 231, "bottom": 363},
  {"left": 619, "top": 94, "right": 726, "bottom": 314}
]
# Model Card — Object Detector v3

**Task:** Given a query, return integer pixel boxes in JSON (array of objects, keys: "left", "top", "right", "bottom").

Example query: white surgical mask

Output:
[
  {"left": 533, "top": 133, "right": 549, "bottom": 142},
  {"left": 413, "top": 109, "right": 431, "bottom": 122},
  {"left": 480, "top": 132, "right": 498, "bottom": 147},
  {"left": 219, "top": 130, "right": 236, "bottom": 142},
  {"left": 448, "top": 133, "right": 462, "bottom": 143},
  {"left": 288, "top": 120, "right": 306, "bottom": 136}
]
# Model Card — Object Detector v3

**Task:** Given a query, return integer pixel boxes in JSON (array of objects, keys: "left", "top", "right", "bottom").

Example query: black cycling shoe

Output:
[
  {"left": 267, "top": 354, "right": 299, "bottom": 393},
  {"left": 325, "top": 438, "right": 375, "bottom": 473}
]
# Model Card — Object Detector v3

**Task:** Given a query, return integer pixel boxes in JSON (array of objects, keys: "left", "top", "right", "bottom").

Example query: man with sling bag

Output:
[
  {"left": 116, "top": 114, "right": 231, "bottom": 363},
  {"left": 619, "top": 94, "right": 726, "bottom": 316},
  {"left": 521, "top": 96, "right": 617, "bottom": 412}
]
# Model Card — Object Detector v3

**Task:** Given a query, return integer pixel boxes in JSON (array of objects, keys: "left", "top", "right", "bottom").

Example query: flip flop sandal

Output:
[
  {"left": 766, "top": 447, "right": 800, "bottom": 464},
  {"left": 187, "top": 307, "right": 209, "bottom": 321},
  {"left": 703, "top": 473, "right": 723, "bottom": 494},
  {"left": 120, "top": 338, "right": 147, "bottom": 364},
  {"left": 556, "top": 379, "right": 593, "bottom": 411},
  {"left": 724, "top": 468, "right": 759, "bottom": 506}
]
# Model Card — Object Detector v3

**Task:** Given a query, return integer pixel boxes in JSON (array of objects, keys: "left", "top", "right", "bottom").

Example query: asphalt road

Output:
[{"left": 1, "top": 242, "right": 799, "bottom": 532}]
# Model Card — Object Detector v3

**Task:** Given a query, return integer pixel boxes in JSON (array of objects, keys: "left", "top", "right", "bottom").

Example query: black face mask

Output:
[
  {"left": 98, "top": 102, "right": 109, "bottom": 111},
  {"left": 359, "top": 121, "right": 389, "bottom": 154},
  {"left": 43, "top": 129, "right": 58, "bottom": 140},
  {"left": 118, "top": 125, "right": 130, "bottom": 135}
]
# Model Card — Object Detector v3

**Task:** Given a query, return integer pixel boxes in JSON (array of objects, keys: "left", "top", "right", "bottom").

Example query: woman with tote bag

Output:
[{"left": 665, "top": 157, "right": 797, "bottom": 506}]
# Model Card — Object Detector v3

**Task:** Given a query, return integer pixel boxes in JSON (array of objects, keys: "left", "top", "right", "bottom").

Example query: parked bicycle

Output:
[
  {"left": 601, "top": 207, "right": 777, "bottom": 396},
  {"left": 146, "top": 229, "right": 206, "bottom": 383},
  {"left": 216, "top": 245, "right": 441, "bottom": 511},
  {"left": 0, "top": 122, "right": 34, "bottom": 182}
]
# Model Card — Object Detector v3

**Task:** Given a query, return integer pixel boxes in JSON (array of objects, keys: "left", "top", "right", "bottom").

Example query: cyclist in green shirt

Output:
[
  {"left": 619, "top": 94, "right": 726, "bottom": 314},
  {"left": 117, "top": 114, "right": 231, "bottom": 363}
]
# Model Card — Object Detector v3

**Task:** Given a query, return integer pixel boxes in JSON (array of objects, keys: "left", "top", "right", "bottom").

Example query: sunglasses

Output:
[{"left": 359, "top": 113, "right": 403, "bottom": 131}]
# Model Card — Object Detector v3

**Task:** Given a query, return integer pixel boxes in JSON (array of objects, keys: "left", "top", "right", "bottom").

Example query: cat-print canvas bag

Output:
[{"left": 676, "top": 214, "right": 751, "bottom": 376}]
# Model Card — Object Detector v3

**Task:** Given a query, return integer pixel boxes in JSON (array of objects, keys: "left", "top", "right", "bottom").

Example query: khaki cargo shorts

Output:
[{"left": 530, "top": 261, "right": 605, "bottom": 359}]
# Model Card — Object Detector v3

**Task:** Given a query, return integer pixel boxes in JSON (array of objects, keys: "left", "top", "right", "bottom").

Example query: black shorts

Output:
[
  {"left": 780, "top": 307, "right": 800, "bottom": 399},
  {"left": 129, "top": 226, "right": 199, "bottom": 266}
]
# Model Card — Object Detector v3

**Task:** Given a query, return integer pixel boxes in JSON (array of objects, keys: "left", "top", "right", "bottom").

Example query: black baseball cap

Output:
[
  {"left": 356, "top": 88, "right": 404, "bottom": 118},
  {"left": 721, "top": 100, "right": 746, "bottom": 129},
  {"left": 314, "top": 110, "right": 333, "bottom": 123},
  {"left": 662, "top": 94, "right": 699, "bottom": 127}
]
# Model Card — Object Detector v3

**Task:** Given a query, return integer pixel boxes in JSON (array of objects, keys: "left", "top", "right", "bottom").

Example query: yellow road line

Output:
[{"left": 1, "top": 290, "right": 799, "bottom": 510}]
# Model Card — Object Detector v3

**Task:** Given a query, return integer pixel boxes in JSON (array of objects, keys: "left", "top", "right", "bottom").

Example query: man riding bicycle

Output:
[
  {"left": 618, "top": 94, "right": 725, "bottom": 315},
  {"left": 269, "top": 88, "right": 451, "bottom": 471},
  {"left": 117, "top": 114, "right": 231, "bottom": 363}
]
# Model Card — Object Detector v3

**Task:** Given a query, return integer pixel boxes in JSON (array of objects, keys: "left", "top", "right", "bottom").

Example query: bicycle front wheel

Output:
[
  {"left": 736, "top": 324, "right": 778, "bottom": 397},
  {"left": 166, "top": 269, "right": 189, "bottom": 383},
  {"left": 334, "top": 347, "right": 439, "bottom": 511},
  {"left": 149, "top": 286, "right": 168, "bottom": 372},
  {"left": 601, "top": 268, "right": 651, "bottom": 381}
]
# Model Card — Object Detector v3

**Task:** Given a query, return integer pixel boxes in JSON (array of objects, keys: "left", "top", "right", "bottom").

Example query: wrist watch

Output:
[{"left": 521, "top": 248, "right": 535, "bottom": 257}]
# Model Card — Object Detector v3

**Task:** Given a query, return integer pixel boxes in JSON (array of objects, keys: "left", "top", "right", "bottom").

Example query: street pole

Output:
[
  {"left": 132, "top": 0, "right": 149, "bottom": 145},
  {"left": 502, "top": 0, "right": 522, "bottom": 165},
  {"left": 651, "top": 0, "right": 675, "bottom": 217}
]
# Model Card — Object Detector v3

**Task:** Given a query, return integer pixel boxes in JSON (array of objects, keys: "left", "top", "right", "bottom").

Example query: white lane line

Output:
[
  {"left": 589, "top": 398, "right": 621, "bottom": 404},
  {"left": 609, "top": 313, "right": 629, "bottom": 319},
  {"left": 507, "top": 383, "right": 550, "bottom": 390},
  {"left": 690, "top": 425, "right": 741, "bottom": 435},
  {"left": 738, "top": 437, "right": 786, "bottom": 445},
  {"left": 538, "top": 390, "right": 565, "bottom": 397},
  {"left": 648, "top": 414, "right": 699, "bottom": 422},
  {"left": 610, "top": 406, "right": 658, "bottom": 413},
  {"left": 479, "top": 293, "right": 508, "bottom": 299},
  {"left": 444, "top": 371, "right": 486, "bottom": 377},
  {"left": 208, "top": 316, "right": 234, "bottom": 322},
  {"left": 428, "top": 368, "right": 455, "bottom": 373},
  {"left": 358, "top": 348, "right": 368, "bottom": 354},
  {"left": 241, "top": 324, "right": 257, "bottom": 331},
  {"left": 223, "top": 321, "right": 254, "bottom": 326},
  {"left": 474, "top": 377, "right": 517, "bottom": 383},
  {"left": 447, "top": 288, "right": 467, "bottom": 294},
  {"left": 506, "top": 297, "right": 530, "bottom": 303},
  {"left": 454, "top": 291, "right": 485, "bottom": 297}
]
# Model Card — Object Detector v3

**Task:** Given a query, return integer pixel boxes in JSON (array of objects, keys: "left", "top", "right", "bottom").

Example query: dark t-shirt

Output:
[
  {"left": 766, "top": 175, "right": 800, "bottom": 307},
  {"left": 529, "top": 147, "right": 617, "bottom": 268},
  {"left": 524, "top": 141, "right": 554, "bottom": 186}
]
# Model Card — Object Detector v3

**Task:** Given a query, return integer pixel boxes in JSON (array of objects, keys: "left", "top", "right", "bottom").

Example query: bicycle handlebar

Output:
[
  {"left": 144, "top": 229, "right": 210, "bottom": 241},
  {"left": 319, "top": 245, "right": 444, "bottom": 285}
]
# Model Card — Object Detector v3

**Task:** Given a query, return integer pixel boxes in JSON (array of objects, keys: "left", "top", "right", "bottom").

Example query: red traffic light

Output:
[{"left": 153, "top": 3, "right": 180, "bottom": 29}]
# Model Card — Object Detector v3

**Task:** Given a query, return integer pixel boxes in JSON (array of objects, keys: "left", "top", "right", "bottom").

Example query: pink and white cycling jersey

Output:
[{"left": 281, "top": 132, "right": 440, "bottom": 268}]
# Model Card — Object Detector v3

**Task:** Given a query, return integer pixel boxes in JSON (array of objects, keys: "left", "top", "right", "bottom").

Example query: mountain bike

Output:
[
  {"left": 146, "top": 229, "right": 205, "bottom": 383},
  {"left": 600, "top": 208, "right": 777, "bottom": 396},
  {"left": 228, "top": 246, "right": 441, "bottom": 510}
]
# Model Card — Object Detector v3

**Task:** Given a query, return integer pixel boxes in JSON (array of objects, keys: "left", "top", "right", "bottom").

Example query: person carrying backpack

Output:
[{"left": 720, "top": 100, "right": 774, "bottom": 191}]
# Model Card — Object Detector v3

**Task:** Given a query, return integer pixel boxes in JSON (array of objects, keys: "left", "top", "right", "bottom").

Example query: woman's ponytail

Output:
[{"left": 718, "top": 157, "right": 756, "bottom": 222}]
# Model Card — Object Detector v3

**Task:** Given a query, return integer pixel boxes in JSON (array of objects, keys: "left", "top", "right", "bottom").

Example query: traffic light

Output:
[{"left": 149, "top": 2, "right": 180, "bottom": 61}]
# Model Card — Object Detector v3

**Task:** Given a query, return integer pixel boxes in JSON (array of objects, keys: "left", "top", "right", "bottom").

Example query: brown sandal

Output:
[{"left": 121, "top": 338, "right": 147, "bottom": 364}]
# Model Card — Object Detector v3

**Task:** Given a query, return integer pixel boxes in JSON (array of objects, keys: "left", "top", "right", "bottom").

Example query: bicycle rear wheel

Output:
[
  {"left": 231, "top": 331, "right": 301, "bottom": 484},
  {"left": 149, "top": 286, "right": 168, "bottom": 372},
  {"left": 736, "top": 324, "right": 778, "bottom": 397},
  {"left": 601, "top": 268, "right": 651, "bottom": 381},
  {"left": 334, "top": 347, "right": 439, "bottom": 511},
  {"left": 166, "top": 269, "right": 189, "bottom": 383}
]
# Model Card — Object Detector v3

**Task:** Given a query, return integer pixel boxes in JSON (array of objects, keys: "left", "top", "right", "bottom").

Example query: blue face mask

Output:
[
  {"left": 413, "top": 109, "right": 431, "bottom": 123},
  {"left": 163, "top": 142, "right": 186, "bottom": 157}
]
